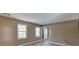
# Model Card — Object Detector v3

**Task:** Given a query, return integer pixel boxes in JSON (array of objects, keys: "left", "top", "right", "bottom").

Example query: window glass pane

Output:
[
  {"left": 36, "top": 27, "right": 40, "bottom": 37},
  {"left": 17, "top": 24, "right": 27, "bottom": 39}
]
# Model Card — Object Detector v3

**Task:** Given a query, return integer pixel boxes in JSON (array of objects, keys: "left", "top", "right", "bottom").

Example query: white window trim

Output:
[
  {"left": 36, "top": 27, "right": 40, "bottom": 37},
  {"left": 17, "top": 24, "right": 27, "bottom": 40}
]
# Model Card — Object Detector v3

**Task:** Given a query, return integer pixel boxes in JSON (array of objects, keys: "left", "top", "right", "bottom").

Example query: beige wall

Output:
[
  {"left": 47, "top": 20, "right": 79, "bottom": 46},
  {"left": 0, "top": 16, "right": 40, "bottom": 46},
  {"left": 1, "top": 15, "right": 79, "bottom": 46}
]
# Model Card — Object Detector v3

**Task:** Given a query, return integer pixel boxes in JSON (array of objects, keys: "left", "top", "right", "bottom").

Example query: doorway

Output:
[{"left": 41, "top": 27, "right": 49, "bottom": 40}]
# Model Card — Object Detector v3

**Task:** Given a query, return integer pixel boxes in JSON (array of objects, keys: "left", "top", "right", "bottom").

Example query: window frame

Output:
[
  {"left": 36, "top": 27, "right": 41, "bottom": 37},
  {"left": 17, "top": 24, "right": 27, "bottom": 40}
]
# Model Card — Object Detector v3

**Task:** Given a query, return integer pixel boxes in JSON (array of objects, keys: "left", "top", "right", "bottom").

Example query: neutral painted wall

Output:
[
  {"left": 1, "top": 15, "right": 79, "bottom": 46},
  {"left": 0, "top": 16, "right": 40, "bottom": 46},
  {"left": 47, "top": 20, "right": 79, "bottom": 46}
]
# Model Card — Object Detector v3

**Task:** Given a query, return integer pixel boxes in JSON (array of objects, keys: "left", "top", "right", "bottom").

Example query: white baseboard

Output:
[
  {"left": 18, "top": 40, "right": 42, "bottom": 46},
  {"left": 49, "top": 41, "right": 67, "bottom": 46}
]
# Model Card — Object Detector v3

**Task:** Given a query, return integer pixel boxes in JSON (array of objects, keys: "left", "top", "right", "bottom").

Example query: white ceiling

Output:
[{"left": 0, "top": 13, "right": 79, "bottom": 25}]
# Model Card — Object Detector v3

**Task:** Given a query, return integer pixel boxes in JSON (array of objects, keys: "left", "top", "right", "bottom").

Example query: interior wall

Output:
[
  {"left": 1, "top": 15, "right": 79, "bottom": 46},
  {"left": 47, "top": 20, "right": 79, "bottom": 46},
  {"left": 0, "top": 16, "right": 40, "bottom": 46}
]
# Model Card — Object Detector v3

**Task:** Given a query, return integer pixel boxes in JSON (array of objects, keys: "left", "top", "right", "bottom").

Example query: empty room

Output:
[{"left": 0, "top": 13, "right": 79, "bottom": 46}]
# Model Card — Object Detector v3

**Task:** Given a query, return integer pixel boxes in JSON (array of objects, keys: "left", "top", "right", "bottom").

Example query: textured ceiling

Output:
[{"left": 0, "top": 13, "right": 79, "bottom": 25}]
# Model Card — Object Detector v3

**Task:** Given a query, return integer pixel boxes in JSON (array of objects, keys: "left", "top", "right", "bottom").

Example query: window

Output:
[
  {"left": 36, "top": 27, "right": 40, "bottom": 37},
  {"left": 17, "top": 24, "right": 27, "bottom": 39}
]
